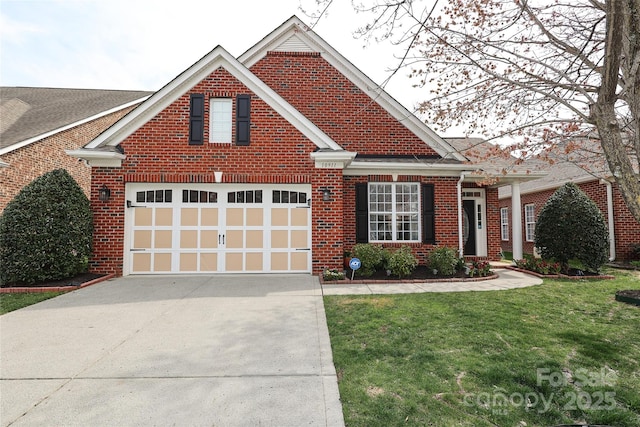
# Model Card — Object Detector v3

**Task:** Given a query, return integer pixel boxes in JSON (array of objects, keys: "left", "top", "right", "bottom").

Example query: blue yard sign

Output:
[{"left": 349, "top": 257, "right": 361, "bottom": 280}]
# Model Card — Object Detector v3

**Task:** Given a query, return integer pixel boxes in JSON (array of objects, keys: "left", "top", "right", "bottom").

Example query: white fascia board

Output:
[
  {"left": 86, "top": 46, "right": 341, "bottom": 152},
  {"left": 310, "top": 150, "right": 357, "bottom": 168},
  {"left": 0, "top": 97, "right": 149, "bottom": 156},
  {"left": 240, "top": 16, "right": 467, "bottom": 162},
  {"left": 66, "top": 149, "right": 125, "bottom": 167},
  {"left": 344, "top": 160, "right": 474, "bottom": 177}
]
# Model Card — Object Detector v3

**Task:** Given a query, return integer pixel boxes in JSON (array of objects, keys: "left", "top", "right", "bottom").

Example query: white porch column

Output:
[{"left": 511, "top": 181, "right": 523, "bottom": 260}]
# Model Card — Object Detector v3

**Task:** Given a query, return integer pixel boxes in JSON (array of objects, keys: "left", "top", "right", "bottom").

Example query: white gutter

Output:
[
  {"left": 600, "top": 179, "right": 616, "bottom": 261},
  {"left": 457, "top": 172, "right": 470, "bottom": 257}
]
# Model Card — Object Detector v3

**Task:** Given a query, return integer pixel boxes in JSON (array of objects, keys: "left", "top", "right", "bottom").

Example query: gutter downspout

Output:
[
  {"left": 600, "top": 179, "right": 616, "bottom": 261},
  {"left": 457, "top": 172, "right": 469, "bottom": 257}
]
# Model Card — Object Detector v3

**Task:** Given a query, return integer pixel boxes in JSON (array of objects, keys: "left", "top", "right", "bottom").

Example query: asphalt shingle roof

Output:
[{"left": 0, "top": 87, "right": 152, "bottom": 150}]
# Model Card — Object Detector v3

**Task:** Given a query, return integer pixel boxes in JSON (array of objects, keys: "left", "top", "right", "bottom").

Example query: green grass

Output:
[
  {"left": 0, "top": 292, "right": 64, "bottom": 315},
  {"left": 324, "top": 270, "right": 640, "bottom": 426}
]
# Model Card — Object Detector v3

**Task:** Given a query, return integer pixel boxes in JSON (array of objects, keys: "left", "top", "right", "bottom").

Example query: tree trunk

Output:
[{"left": 592, "top": 0, "right": 640, "bottom": 224}]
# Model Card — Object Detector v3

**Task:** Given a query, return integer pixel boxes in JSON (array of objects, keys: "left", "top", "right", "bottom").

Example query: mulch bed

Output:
[
  {"left": 505, "top": 266, "right": 615, "bottom": 280},
  {"left": 322, "top": 265, "right": 498, "bottom": 284},
  {"left": 0, "top": 272, "right": 112, "bottom": 293}
]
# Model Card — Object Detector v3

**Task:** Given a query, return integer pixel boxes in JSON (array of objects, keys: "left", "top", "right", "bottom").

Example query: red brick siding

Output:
[
  {"left": 499, "top": 180, "right": 640, "bottom": 261},
  {"left": 90, "top": 56, "right": 502, "bottom": 275},
  {"left": 0, "top": 108, "right": 136, "bottom": 212},
  {"left": 250, "top": 52, "right": 439, "bottom": 156}
]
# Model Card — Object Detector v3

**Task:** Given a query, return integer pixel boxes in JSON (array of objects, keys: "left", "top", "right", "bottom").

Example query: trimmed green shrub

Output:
[
  {"left": 0, "top": 169, "right": 93, "bottom": 285},
  {"left": 352, "top": 243, "right": 387, "bottom": 277},
  {"left": 386, "top": 245, "right": 418, "bottom": 278},
  {"left": 427, "top": 246, "right": 458, "bottom": 276},
  {"left": 534, "top": 182, "right": 609, "bottom": 273}
]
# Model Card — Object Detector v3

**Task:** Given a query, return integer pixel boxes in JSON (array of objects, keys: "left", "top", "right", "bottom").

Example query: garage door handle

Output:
[
  {"left": 296, "top": 248, "right": 311, "bottom": 251},
  {"left": 219, "top": 234, "right": 225, "bottom": 244},
  {"left": 130, "top": 248, "right": 146, "bottom": 252}
]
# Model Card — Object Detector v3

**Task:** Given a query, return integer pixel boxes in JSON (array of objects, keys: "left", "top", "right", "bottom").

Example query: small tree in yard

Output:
[
  {"left": 0, "top": 169, "right": 93, "bottom": 285},
  {"left": 535, "top": 183, "right": 609, "bottom": 273}
]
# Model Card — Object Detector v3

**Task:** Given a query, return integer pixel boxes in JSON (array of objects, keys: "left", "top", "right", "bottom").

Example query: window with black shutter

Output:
[
  {"left": 422, "top": 183, "right": 436, "bottom": 244},
  {"left": 355, "top": 182, "right": 435, "bottom": 244},
  {"left": 355, "top": 183, "right": 368, "bottom": 243},
  {"left": 189, "top": 94, "right": 205, "bottom": 145},
  {"left": 236, "top": 94, "right": 250, "bottom": 146}
]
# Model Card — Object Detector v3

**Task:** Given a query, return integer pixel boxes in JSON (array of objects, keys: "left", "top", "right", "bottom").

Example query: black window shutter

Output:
[
  {"left": 355, "top": 183, "right": 369, "bottom": 243},
  {"left": 189, "top": 94, "right": 205, "bottom": 145},
  {"left": 236, "top": 94, "right": 251, "bottom": 146},
  {"left": 422, "top": 184, "right": 436, "bottom": 244}
]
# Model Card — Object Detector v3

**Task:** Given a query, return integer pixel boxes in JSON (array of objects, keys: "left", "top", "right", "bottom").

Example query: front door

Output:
[{"left": 463, "top": 200, "right": 477, "bottom": 256}]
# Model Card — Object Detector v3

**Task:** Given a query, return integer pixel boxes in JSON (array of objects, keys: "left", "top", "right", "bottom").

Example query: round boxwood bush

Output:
[
  {"left": 428, "top": 246, "right": 459, "bottom": 276},
  {"left": 352, "top": 243, "right": 387, "bottom": 277},
  {"left": 386, "top": 245, "right": 418, "bottom": 278},
  {"left": 534, "top": 182, "right": 609, "bottom": 273},
  {"left": 0, "top": 169, "right": 93, "bottom": 285}
]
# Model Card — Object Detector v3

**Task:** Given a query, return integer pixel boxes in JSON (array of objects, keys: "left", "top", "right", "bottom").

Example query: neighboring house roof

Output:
[
  {"left": 0, "top": 87, "right": 152, "bottom": 155},
  {"left": 496, "top": 138, "right": 639, "bottom": 199},
  {"left": 446, "top": 137, "right": 547, "bottom": 184}
]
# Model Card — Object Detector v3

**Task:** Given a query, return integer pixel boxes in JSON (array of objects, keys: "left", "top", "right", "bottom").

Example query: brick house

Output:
[
  {"left": 498, "top": 158, "right": 640, "bottom": 262},
  {"left": 0, "top": 87, "right": 151, "bottom": 211},
  {"left": 69, "top": 16, "right": 539, "bottom": 277}
]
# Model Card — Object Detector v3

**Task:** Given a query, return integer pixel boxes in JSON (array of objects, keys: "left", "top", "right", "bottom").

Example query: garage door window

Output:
[
  {"left": 182, "top": 190, "right": 218, "bottom": 203},
  {"left": 273, "top": 190, "right": 307, "bottom": 204},
  {"left": 228, "top": 190, "right": 263, "bottom": 203},
  {"left": 137, "top": 190, "right": 172, "bottom": 203}
]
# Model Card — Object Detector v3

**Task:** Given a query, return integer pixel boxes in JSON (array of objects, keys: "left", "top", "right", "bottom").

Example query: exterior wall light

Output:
[
  {"left": 322, "top": 188, "right": 332, "bottom": 201},
  {"left": 98, "top": 184, "right": 111, "bottom": 202}
]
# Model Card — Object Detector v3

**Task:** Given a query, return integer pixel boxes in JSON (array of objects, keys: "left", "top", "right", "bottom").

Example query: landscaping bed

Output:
[
  {"left": 321, "top": 265, "right": 497, "bottom": 284},
  {"left": 0, "top": 272, "right": 111, "bottom": 293}
]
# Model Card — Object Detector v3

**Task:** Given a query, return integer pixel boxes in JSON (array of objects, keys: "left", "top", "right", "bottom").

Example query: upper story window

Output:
[
  {"left": 209, "top": 98, "right": 232, "bottom": 143},
  {"left": 525, "top": 204, "right": 536, "bottom": 242}
]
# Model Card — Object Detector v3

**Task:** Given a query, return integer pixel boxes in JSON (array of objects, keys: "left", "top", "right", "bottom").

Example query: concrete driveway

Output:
[{"left": 0, "top": 275, "right": 344, "bottom": 427}]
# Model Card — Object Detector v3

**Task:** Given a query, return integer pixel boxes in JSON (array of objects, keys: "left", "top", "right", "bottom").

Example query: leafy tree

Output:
[
  {"left": 534, "top": 183, "right": 609, "bottom": 272},
  {"left": 0, "top": 169, "right": 93, "bottom": 285},
  {"left": 306, "top": 0, "right": 640, "bottom": 223}
]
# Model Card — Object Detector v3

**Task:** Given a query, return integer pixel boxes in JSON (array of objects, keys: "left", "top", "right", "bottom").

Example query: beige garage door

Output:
[{"left": 125, "top": 184, "right": 311, "bottom": 274}]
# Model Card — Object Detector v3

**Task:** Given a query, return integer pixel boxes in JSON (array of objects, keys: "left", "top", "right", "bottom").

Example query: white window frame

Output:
[
  {"left": 500, "top": 207, "right": 509, "bottom": 241},
  {"left": 368, "top": 183, "right": 421, "bottom": 243},
  {"left": 209, "top": 98, "right": 232, "bottom": 143},
  {"left": 524, "top": 204, "right": 535, "bottom": 242}
]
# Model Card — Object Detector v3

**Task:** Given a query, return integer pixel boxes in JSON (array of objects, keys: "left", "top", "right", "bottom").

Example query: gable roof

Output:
[
  {"left": 240, "top": 16, "right": 467, "bottom": 162},
  {"left": 0, "top": 87, "right": 151, "bottom": 154},
  {"left": 80, "top": 45, "right": 343, "bottom": 155}
]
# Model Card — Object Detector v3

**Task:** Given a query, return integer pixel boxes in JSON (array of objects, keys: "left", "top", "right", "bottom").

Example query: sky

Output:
[{"left": 0, "top": 0, "right": 430, "bottom": 117}]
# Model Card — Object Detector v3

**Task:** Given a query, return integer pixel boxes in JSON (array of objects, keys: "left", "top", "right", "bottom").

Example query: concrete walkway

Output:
[
  {"left": 321, "top": 268, "right": 542, "bottom": 295},
  {"left": 0, "top": 275, "right": 343, "bottom": 427}
]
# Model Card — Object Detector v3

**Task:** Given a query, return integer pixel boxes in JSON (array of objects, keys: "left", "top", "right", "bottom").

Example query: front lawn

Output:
[
  {"left": 0, "top": 292, "right": 64, "bottom": 315},
  {"left": 324, "top": 270, "right": 640, "bottom": 426}
]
